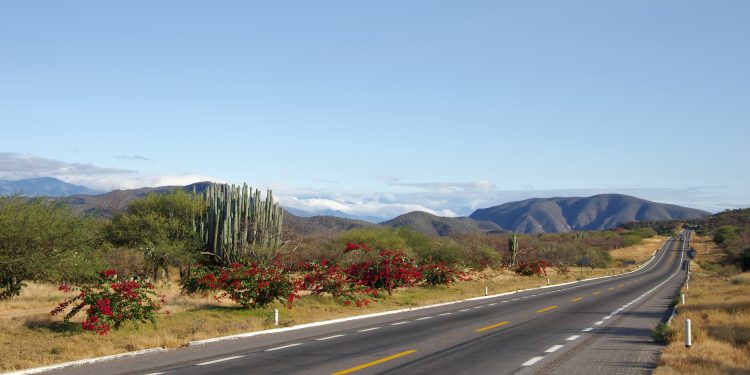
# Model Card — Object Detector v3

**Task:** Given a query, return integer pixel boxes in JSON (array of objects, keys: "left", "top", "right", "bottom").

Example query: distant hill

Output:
[
  {"left": 57, "top": 181, "right": 212, "bottom": 217},
  {"left": 470, "top": 194, "right": 711, "bottom": 233},
  {"left": 380, "top": 211, "right": 505, "bottom": 236},
  {"left": 283, "top": 210, "right": 377, "bottom": 236},
  {"left": 285, "top": 207, "right": 382, "bottom": 223},
  {"left": 0, "top": 177, "right": 101, "bottom": 196}
]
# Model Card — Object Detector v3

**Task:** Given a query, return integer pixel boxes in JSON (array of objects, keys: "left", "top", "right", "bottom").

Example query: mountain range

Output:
[{"left": 1, "top": 177, "right": 712, "bottom": 235}]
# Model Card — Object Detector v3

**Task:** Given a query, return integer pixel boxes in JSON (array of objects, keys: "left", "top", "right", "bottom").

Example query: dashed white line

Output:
[
  {"left": 474, "top": 306, "right": 483, "bottom": 309},
  {"left": 522, "top": 356, "right": 544, "bottom": 366},
  {"left": 265, "top": 343, "right": 303, "bottom": 351},
  {"left": 459, "top": 309, "right": 470, "bottom": 312},
  {"left": 566, "top": 335, "right": 580, "bottom": 341},
  {"left": 489, "top": 303, "right": 497, "bottom": 306},
  {"left": 439, "top": 312, "right": 452, "bottom": 316},
  {"left": 512, "top": 298, "right": 519, "bottom": 301},
  {"left": 594, "top": 320, "right": 604, "bottom": 325},
  {"left": 196, "top": 355, "right": 245, "bottom": 365},
  {"left": 545, "top": 344, "right": 564, "bottom": 353},
  {"left": 416, "top": 316, "right": 433, "bottom": 320},
  {"left": 582, "top": 327, "right": 593, "bottom": 332},
  {"left": 316, "top": 334, "right": 345, "bottom": 341},
  {"left": 603, "top": 316, "right": 612, "bottom": 320},
  {"left": 391, "top": 321, "right": 409, "bottom": 326},
  {"left": 358, "top": 327, "right": 381, "bottom": 332}
]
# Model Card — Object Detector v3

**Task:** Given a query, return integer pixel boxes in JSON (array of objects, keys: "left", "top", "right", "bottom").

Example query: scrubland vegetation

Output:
[{"left": 0, "top": 186, "right": 665, "bottom": 371}]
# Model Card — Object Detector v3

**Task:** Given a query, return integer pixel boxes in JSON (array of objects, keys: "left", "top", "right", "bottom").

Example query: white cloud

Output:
[{"left": 0, "top": 152, "right": 223, "bottom": 192}]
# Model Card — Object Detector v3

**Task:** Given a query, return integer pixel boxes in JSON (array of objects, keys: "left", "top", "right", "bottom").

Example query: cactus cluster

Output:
[
  {"left": 508, "top": 233, "right": 519, "bottom": 266},
  {"left": 196, "top": 183, "right": 283, "bottom": 265}
]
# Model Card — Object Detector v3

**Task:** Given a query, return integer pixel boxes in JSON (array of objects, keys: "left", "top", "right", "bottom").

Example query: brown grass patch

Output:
[
  {"left": 610, "top": 235, "right": 668, "bottom": 264},
  {"left": 654, "top": 234, "right": 750, "bottom": 375}
]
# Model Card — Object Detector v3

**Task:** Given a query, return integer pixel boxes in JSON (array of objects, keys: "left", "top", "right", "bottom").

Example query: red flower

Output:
[
  {"left": 58, "top": 283, "right": 72, "bottom": 292},
  {"left": 344, "top": 243, "right": 360, "bottom": 253},
  {"left": 98, "top": 269, "right": 117, "bottom": 278}
]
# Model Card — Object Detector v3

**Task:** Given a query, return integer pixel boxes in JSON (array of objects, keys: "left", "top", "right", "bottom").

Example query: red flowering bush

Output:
[
  {"left": 419, "top": 258, "right": 467, "bottom": 286},
  {"left": 51, "top": 269, "right": 162, "bottom": 335},
  {"left": 344, "top": 247, "right": 421, "bottom": 296},
  {"left": 301, "top": 259, "right": 374, "bottom": 306},
  {"left": 182, "top": 262, "right": 299, "bottom": 309},
  {"left": 514, "top": 260, "right": 549, "bottom": 277}
]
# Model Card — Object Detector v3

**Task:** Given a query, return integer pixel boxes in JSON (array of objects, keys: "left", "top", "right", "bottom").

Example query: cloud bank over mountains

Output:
[
  {"left": 0, "top": 153, "right": 222, "bottom": 192},
  {"left": 2, "top": 153, "right": 745, "bottom": 219}
]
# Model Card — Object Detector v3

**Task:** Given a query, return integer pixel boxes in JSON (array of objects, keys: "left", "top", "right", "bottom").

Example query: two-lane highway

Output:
[{"left": 49, "top": 231, "right": 689, "bottom": 375}]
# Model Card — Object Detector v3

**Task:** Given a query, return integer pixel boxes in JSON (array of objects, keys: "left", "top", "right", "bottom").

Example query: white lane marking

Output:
[
  {"left": 439, "top": 312, "right": 452, "bottom": 316},
  {"left": 391, "top": 321, "right": 409, "bottom": 326},
  {"left": 512, "top": 298, "right": 519, "bottom": 301},
  {"left": 197, "top": 355, "right": 245, "bottom": 365},
  {"left": 416, "top": 316, "right": 433, "bottom": 320},
  {"left": 522, "top": 356, "right": 544, "bottom": 366},
  {"left": 144, "top": 373, "right": 166, "bottom": 375},
  {"left": 358, "top": 327, "right": 381, "bottom": 332},
  {"left": 316, "top": 334, "right": 345, "bottom": 341},
  {"left": 582, "top": 327, "right": 593, "bottom": 332},
  {"left": 474, "top": 306, "right": 483, "bottom": 309},
  {"left": 603, "top": 316, "right": 612, "bottom": 320},
  {"left": 545, "top": 344, "right": 564, "bottom": 353},
  {"left": 459, "top": 309, "right": 470, "bottom": 312},
  {"left": 265, "top": 343, "right": 303, "bottom": 351},
  {"left": 594, "top": 320, "right": 604, "bottom": 325},
  {"left": 566, "top": 335, "right": 580, "bottom": 341},
  {"left": 502, "top": 300, "right": 509, "bottom": 303},
  {"left": 489, "top": 303, "right": 497, "bottom": 306}
]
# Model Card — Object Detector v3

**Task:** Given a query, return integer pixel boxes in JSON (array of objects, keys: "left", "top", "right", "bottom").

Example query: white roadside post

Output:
[
  {"left": 681, "top": 293, "right": 685, "bottom": 305},
  {"left": 485, "top": 286, "right": 488, "bottom": 296},
  {"left": 685, "top": 319, "right": 692, "bottom": 348},
  {"left": 274, "top": 308, "right": 279, "bottom": 326},
  {"left": 547, "top": 278, "right": 550, "bottom": 286}
]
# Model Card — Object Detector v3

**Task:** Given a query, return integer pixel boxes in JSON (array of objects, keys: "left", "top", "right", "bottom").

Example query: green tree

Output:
[
  {"left": 0, "top": 196, "right": 99, "bottom": 299},
  {"left": 107, "top": 190, "right": 204, "bottom": 281}
]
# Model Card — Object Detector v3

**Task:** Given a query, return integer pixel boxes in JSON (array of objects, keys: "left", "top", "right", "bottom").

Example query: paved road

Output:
[{"left": 49, "top": 231, "right": 688, "bottom": 375}]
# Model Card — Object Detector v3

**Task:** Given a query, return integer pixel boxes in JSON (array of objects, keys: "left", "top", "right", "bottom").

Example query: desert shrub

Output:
[
  {"left": 182, "top": 262, "right": 299, "bottom": 309},
  {"left": 419, "top": 258, "right": 466, "bottom": 285},
  {"left": 514, "top": 260, "right": 548, "bottom": 277},
  {"left": 51, "top": 269, "right": 162, "bottom": 335},
  {"left": 344, "top": 244, "right": 421, "bottom": 296}
]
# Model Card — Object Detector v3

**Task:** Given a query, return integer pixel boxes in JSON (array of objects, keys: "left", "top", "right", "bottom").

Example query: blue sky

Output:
[{"left": 1, "top": 1, "right": 748, "bottom": 218}]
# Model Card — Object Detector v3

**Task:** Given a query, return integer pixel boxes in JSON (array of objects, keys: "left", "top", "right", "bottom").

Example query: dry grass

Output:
[
  {"left": 610, "top": 235, "right": 667, "bottom": 264},
  {"left": 0, "top": 238, "right": 658, "bottom": 372},
  {"left": 654, "top": 234, "right": 750, "bottom": 375}
]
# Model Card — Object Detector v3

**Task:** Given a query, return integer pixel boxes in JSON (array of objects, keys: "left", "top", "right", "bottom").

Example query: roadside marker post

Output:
[
  {"left": 274, "top": 309, "right": 279, "bottom": 326},
  {"left": 681, "top": 294, "right": 685, "bottom": 305},
  {"left": 485, "top": 286, "right": 488, "bottom": 296},
  {"left": 685, "top": 319, "right": 692, "bottom": 348}
]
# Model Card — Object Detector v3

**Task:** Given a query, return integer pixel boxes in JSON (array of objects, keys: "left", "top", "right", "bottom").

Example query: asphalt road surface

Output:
[{"left": 47, "top": 231, "right": 689, "bottom": 375}]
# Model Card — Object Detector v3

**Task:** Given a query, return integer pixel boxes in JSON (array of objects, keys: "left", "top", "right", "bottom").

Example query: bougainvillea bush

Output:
[
  {"left": 419, "top": 258, "right": 468, "bottom": 286},
  {"left": 301, "top": 258, "right": 375, "bottom": 307},
  {"left": 343, "top": 243, "right": 421, "bottom": 296},
  {"left": 51, "top": 269, "right": 163, "bottom": 335},
  {"left": 513, "top": 260, "right": 549, "bottom": 277},
  {"left": 182, "top": 262, "right": 299, "bottom": 309}
]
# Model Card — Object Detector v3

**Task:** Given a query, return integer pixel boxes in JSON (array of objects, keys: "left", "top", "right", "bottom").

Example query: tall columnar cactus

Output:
[
  {"left": 509, "top": 233, "right": 519, "bottom": 266},
  {"left": 196, "top": 183, "right": 284, "bottom": 265}
]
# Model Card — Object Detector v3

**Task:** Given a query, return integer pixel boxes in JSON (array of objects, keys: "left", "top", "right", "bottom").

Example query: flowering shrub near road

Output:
[
  {"left": 419, "top": 258, "right": 468, "bottom": 286},
  {"left": 182, "top": 262, "right": 300, "bottom": 309},
  {"left": 344, "top": 244, "right": 421, "bottom": 296},
  {"left": 513, "top": 260, "right": 549, "bottom": 277},
  {"left": 51, "top": 269, "right": 163, "bottom": 335}
]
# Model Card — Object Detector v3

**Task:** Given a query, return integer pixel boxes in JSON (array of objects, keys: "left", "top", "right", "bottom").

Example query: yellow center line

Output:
[
  {"left": 570, "top": 297, "right": 583, "bottom": 302},
  {"left": 331, "top": 350, "right": 417, "bottom": 375},
  {"left": 618, "top": 284, "right": 624, "bottom": 287},
  {"left": 607, "top": 287, "right": 615, "bottom": 291},
  {"left": 537, "top": 305, "right": 558, "bottom": 313},
  {"left": 474, "top": 321, "right": 510, "bottom": 332},
  {"left": 592, "top": 291, "right": 601, "bottom": 295}
]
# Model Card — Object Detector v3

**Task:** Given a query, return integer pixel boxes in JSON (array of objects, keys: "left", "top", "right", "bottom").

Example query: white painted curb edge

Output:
[
  {"left": 2, "top": 348, "right": 167, "bottom": 375},
  {"left": 5, "top": 237, "right": 672, "bottom": 374}
]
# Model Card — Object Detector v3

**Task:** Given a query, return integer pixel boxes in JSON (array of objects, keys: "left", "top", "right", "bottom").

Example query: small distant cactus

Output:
[{"left": 509, "top": 233, "right": 519, "bottom": 266}]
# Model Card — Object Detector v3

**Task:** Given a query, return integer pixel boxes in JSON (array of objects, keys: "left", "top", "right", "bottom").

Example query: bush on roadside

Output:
[{"left": 51, "top": 269, "right": 163, "bottom": 335}]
